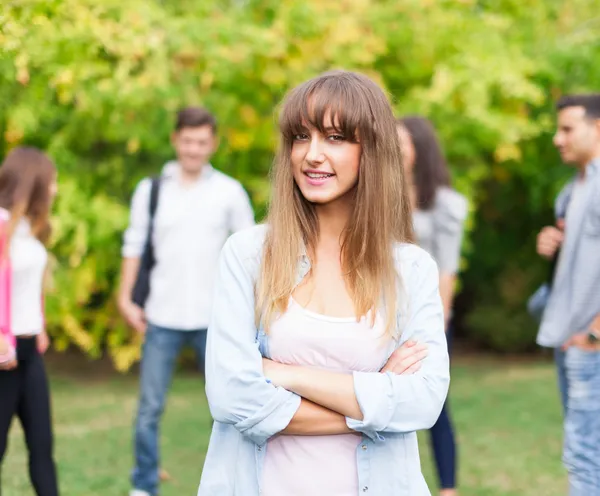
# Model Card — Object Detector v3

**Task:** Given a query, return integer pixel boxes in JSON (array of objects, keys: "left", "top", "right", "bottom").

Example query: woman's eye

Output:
[
  {"left": 293, "top": 133, "right": 309, "bottom": 141},
  {"left": 328, "top": 134, "right": 346, "bottom": 142}
]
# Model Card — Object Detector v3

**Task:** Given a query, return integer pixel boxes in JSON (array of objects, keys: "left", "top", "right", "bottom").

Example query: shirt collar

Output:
[
  {"left": 587, "top": 157, "right": 600, "bottom": 177},
  {"left": 161, "top": 161, "right": 215, "bottom": 182}
]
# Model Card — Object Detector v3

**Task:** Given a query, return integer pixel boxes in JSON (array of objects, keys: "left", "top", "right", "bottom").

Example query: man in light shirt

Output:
[
  {"left": 118, "top": 107, "right": 255, "bottom": 496},
  {"left": 535, "top": 94, "right": 600, "bottom": 495}
]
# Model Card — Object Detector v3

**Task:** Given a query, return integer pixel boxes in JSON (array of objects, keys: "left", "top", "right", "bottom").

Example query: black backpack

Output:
[{"left": 131, "top": 176, "right": 161, "bottom": 307}]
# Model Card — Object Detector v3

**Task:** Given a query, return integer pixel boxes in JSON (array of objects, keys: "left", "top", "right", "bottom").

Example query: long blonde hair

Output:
[{"left": 256, "top": 70, "right": 414, "bottom": 335}]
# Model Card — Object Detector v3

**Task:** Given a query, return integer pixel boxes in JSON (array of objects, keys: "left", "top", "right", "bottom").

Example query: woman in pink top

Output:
[
  {"left": 0, "top": 147, "right": 59, "bottom": 496},
  {"left": 200, "top": 71, "right": 449, "bottom": 496}
]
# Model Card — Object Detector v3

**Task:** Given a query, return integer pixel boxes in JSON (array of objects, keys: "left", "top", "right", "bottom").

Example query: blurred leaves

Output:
[{"left": 1, "top": 0, "right": 598, "bottom": 364}]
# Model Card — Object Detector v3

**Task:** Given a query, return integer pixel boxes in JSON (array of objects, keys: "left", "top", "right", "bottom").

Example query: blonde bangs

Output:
[{"left": 279, "top": 78, "right": 364, "bottom": 144}]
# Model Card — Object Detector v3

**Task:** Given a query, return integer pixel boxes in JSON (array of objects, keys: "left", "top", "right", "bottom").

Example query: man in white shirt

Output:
[{"left": 118, "top": 107, "right": 255, "bottom": 496}]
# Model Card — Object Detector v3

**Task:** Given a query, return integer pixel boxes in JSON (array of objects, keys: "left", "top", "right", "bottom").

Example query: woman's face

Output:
[
  {"left": 291, "top": 112, "right": 361, "bottom": 207},
  {"left": 397, "top": 125, "right": 416, "bottom": 175}
]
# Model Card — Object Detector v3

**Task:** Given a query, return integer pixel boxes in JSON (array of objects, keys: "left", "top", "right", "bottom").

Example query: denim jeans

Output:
[
  {"left": 131, "top": 323, "right": 207, "bottom": 495},
  {"left": 555, "top": 347, "right": 600, "bottom": 495}
]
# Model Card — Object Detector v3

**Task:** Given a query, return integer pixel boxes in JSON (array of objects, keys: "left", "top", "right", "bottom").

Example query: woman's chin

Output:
[
  {"left": 302, "top": 191, "right": 336, "bottom": 205},
  {"left": 298, "top": 182, "right": 356, "bottom": 206}
]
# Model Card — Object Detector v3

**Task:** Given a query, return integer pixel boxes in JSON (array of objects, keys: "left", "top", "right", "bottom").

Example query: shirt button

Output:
[
  {"left": 257, "top": 446, "right": 262, "bottom": 452},
  {"left": 361, "top": 444, "right": 367, "bottom": 451},
  {"left": 362, "top": 487, "right": 369, "bottom": 492}
]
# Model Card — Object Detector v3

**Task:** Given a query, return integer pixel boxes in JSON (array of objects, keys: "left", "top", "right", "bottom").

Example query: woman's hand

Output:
[
  {"left": 381, "top": 340, "right": 428, "bottom": 375},
  {"left": 37, "top": 331, "right": 50, "bottom": 355},
  {"left": 0, "top": 335, "right": 16, "bottom": 370},
  {"left": 0, "top": 334, "right": 9, "bottom": 355},
  {"left": 0, "top": 358, "right": 17, "bottom": 370},
  {"left": 262, "top": 340, "right": 428, "bottom": 387}
]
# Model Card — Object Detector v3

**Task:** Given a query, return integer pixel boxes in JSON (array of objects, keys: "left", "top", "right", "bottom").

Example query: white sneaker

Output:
[{"left": 129, "top": 490, "right": 151, "bottom": 496}]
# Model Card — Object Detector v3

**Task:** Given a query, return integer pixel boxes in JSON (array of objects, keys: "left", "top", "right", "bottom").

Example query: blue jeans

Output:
[
  {"left": 555, "top": 347, "right": 600, "bottom": 495},
  {"left": 131, "top": 323, "right": 207, "bottom": 495}
]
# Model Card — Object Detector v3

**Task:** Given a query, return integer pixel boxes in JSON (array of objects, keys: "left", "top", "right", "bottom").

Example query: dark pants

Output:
[
  {"left": 0, "top": 337, "right": 59, "bottom": 496},
  {"left": 131, "top": 324, "right": 207, "bottom": 495},
  {"left": 428, "top": 326, "right": 457, "bottom": 490}
]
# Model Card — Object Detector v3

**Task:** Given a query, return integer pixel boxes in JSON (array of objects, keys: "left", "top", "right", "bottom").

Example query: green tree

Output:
[{"left": 1, "top": 0, "right": 598, "bottom": 367}]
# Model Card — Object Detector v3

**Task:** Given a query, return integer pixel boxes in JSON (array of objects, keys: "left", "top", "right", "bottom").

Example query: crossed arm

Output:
[
  {"left": 205, "top": 236, "right": 448, "bottom": 445},
  {"left": 265, "top": 340, "right": 428, "bottom": 435}
]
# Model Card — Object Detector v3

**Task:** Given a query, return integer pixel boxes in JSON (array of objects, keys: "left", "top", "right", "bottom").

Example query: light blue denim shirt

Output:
[{"left": 198, "top": 224, "right": 449, "bottom": 496}]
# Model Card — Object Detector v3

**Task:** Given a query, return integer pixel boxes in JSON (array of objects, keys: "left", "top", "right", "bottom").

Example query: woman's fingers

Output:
[
  {"left": 393, "top": 342, "right": 427, "bottom": 359},
  {"left": 382, "top": 343, "right": 426, "bottom": 371},
  {"left": 402, "top": 362, "right": 422, "bottom": 375},
  {"left": 0, "top": 359, "right": 17, "bottom": 370},
  {"left": 382, "top": 345, "right": 428, "bottom": 374},
  {"left": 393, "top": 352, "right": 426, "bottom": 374}
]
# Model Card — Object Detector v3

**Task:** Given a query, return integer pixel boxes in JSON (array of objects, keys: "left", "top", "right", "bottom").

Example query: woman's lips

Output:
[{"left": 304, "top": 171, "right": 335, "bottom": 186}]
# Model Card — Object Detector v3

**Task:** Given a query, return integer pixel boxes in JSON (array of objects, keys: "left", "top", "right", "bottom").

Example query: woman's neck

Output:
[{"left": 315, "top": 200, "right": 352, "bottom": 248}]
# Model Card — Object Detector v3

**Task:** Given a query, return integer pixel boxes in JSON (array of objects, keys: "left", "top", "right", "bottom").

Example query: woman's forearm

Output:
[
  {"left": 283, "top": 398, "right": 354, "bottom": 435},
  {"left": 267, "top": 361, "right": 363, "bottom": 420},
  {"left": 438, "top": 272, "right": 456, "bottom": 327},
  {"left": 0, "top": 335, "right": 8, "bottom": 355}
]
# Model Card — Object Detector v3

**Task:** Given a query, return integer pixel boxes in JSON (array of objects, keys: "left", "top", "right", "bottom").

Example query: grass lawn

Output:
[{"left": 2, "top": 355, "right": 566, "bottom": 496}]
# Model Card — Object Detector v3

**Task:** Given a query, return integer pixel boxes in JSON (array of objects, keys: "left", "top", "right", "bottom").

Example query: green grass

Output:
[{"left": 2, "top": 356, "right": 566, "bottom": 496}]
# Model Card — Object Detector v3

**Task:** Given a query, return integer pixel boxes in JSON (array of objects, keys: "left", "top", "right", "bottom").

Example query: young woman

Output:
[
  {"left": 0, "top": 147, "right": 59, "bottom": 496},
  {"left": 397, "top": 116, "right": 468, "bottom": 496},
  {"left": 199, "top": 71, "right": 450, "bottom": 496}
]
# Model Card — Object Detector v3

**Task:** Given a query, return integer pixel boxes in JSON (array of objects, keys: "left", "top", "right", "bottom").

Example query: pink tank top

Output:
[{"left": 262, "top": 298, "right": 391, "bottom": 496}]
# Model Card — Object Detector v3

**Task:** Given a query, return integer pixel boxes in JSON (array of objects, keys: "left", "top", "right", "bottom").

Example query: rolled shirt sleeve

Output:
[
  {"left": 346, "top": 250, "right": 450, "bottom": 438},
  {"left": 432, "top": 188, "right": 468, "bottom": 275},
  {"left": 205, "top": 228, "right": 301, "bottom": 446},
  {"left": 122, "top": 178, "right": 152, "bottom": 259}
]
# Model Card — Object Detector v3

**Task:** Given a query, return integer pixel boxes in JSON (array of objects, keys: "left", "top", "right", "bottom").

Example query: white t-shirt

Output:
[
  {"left": 121, "top": 163, "right": 255, "bottom": 330},
  {"left": 0, "top": 208, "right": 48, "bottom": 335}
]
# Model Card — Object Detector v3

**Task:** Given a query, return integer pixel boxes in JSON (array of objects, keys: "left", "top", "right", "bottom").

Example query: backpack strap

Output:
[
  {"left": 149, "top": 176, "right": 161, "bottom": 220},
  {"left": 147, "top": 176, "right": 161, "bottom": 244}
]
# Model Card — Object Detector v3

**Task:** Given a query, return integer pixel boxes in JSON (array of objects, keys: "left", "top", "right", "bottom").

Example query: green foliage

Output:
[{"left": 1, "top": 0, "right": 598, "bottom": 366}]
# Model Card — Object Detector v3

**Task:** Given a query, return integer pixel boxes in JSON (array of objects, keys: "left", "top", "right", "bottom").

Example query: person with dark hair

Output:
[
  {"left": 118, "top": 107, "right": 255, "bottom": 496},
  {"left": 397, "top": 116, "right": 467, "bottom": 496},
  {"left": 174, "top": 107, "right": 218, "bottom": 133},
  {"left": 534, "top": 93, "right": 600, "bottom": 495},
  {"left": 0, "top": 146, "right": 59, "bottom": 496}
]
